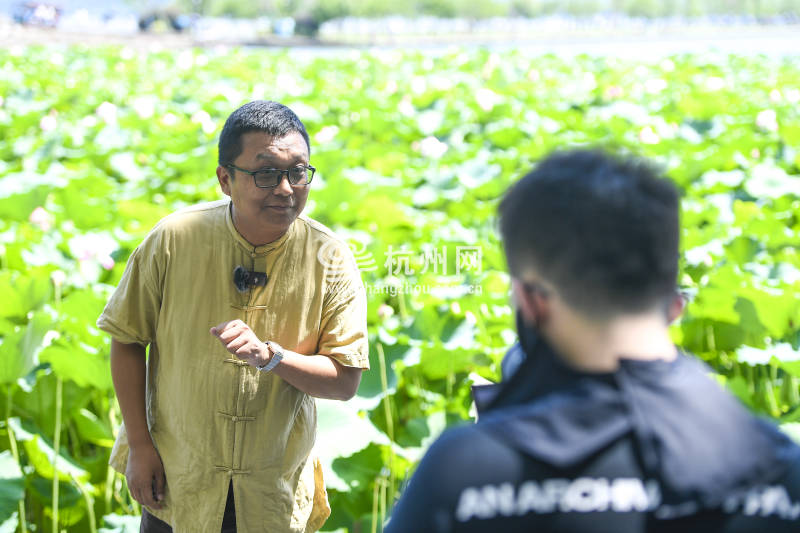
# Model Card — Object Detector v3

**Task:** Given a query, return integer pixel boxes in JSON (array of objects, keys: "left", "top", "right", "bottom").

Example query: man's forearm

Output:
[
  {"left": 110, "top": 339, "right": 153, "bottom": 448},
  {"left": 272, "top": 351, "right": 362, "bottom": 401},
  {"left": 210, "top": 320, "right": 363, "bottom": 401}
]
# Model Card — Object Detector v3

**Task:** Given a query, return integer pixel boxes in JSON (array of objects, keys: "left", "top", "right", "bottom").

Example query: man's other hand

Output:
[
  {"left": 211, "top": 319, "right": 268, "bottom": 368},
  {"left": 126, "top": 442, "right": 166, "bottom": 510}
]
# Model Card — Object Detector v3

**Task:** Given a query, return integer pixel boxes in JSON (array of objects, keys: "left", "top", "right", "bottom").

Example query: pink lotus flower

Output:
[
  {"left": 68, "top": 233, "right": 117, "bottom": 271},
  {"left": 604, "top": 85, "right": 623, "bottom": 99},
  {"left": 29, "top": 206, "right": 54, "bottom": 231},
  {"left": 315, "top": 125, "right": 339, "bottom": 144}
]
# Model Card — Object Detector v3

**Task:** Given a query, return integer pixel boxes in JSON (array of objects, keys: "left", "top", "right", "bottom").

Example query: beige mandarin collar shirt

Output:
[{"left": 97, "top": 200, "right": 369, "bottom": 532}]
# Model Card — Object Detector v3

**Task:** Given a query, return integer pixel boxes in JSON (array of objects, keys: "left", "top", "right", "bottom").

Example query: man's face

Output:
[{"left": 217, "top": 130, "right": 310, "bottom": 243}]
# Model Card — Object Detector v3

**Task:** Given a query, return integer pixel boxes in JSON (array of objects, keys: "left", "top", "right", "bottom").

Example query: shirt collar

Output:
[{"left": 225, "top": 201, "right": 296, "bottom": 255}]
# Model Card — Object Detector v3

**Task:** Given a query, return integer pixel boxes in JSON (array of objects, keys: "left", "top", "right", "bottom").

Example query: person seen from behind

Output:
[{"left": 385, "top": 148, "right": 800, "bottom": 532}]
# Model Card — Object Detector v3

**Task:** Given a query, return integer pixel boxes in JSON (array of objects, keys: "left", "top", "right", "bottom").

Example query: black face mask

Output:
[
  {"left": 515, "top": 308, "right": 541, "bottom": 357},
  {"left": 476, "top": 310, "right": 577, "bottom": 412},
  {"left": 497, "top": 310, "right": 543, "bottom": 384}
]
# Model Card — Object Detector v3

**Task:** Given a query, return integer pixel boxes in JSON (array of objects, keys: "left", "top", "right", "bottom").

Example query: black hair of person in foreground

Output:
[{"left": 384, "top": 149, "right": 800, "bottom": 533}]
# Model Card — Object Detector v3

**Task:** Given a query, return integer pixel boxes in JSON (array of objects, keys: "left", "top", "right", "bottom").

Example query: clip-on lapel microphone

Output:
[{"left": 233, "top": 265, "right": 268, "bottom": 292}]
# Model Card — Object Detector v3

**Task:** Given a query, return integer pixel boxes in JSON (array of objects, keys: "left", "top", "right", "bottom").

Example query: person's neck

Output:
[
  {"left": 231, "top": 206, "right": 286, "bottom": 246},
  {"left": 549, "top": 310, "right": 677, "bottom": 373}
]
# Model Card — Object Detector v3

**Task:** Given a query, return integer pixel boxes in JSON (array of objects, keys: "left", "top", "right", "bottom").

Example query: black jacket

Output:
[{"left": 385, "top": 325, "right": 800, "bottom": 532}]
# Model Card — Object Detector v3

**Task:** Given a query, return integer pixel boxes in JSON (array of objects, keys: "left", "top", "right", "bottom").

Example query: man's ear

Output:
[
  {"left": 667, "top": 292, "right": 686, "bottom": 324},
  {"left": 512, "top": 278, "right": 548, "bottom": 327},
  {"left": 216, "top": 165, "right": 232, "bottom": 197}
]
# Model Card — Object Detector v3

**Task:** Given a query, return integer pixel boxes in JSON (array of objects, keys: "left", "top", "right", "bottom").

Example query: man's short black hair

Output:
[
  {"left": 499, "top": 149, "right": 680, "bottom": 317},
  {"left": 218, "top": 100, "right": 310, "bottom": 165}
]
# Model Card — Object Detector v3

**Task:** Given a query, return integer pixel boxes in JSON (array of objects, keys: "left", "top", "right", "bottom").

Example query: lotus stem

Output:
[{"left": 52, "top": 377, "right": 63, "bottom": 533}]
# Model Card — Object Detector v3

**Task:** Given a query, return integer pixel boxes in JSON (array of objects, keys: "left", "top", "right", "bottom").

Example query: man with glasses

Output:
[{"left": 98, "top": 101, "right": 369, "bottom": 532}]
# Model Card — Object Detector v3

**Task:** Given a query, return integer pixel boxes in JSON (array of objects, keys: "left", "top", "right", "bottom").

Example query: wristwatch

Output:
[{"left": 257, "top": 341, "right": 283, "bottom": 373}]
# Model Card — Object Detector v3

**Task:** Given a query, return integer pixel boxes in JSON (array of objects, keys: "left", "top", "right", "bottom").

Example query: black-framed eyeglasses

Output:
[{"left": 226, "top": 164, "right": 315, "bottom": 189}]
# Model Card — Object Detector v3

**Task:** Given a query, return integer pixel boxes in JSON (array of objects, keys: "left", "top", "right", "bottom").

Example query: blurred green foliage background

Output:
[{"left": 0, "top": 45, "right": 799, "bottom": 532}]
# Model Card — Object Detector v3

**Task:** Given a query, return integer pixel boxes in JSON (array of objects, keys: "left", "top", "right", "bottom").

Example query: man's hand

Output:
[
  {"left": 210, "top": 319, "right": 269, "bottom": 368},
  {"left": 110, "top": 340, "right": 166, "bottom": 509},
  {"left": 126, "top": 441, "right": 166, "bottom": 510},
  {"left": 210, "top": 319, "right": 363, "bottom": 400}
]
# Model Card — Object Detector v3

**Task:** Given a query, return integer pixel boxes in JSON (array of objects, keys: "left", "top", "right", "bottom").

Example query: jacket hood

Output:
[{"left": 474, "top": 325, "right": 800, "bottom": 510}]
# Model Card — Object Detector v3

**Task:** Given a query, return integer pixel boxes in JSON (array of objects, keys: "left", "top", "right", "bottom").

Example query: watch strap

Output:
[{"left": 257, "top": 341, "right": 283, "bottom": 373}]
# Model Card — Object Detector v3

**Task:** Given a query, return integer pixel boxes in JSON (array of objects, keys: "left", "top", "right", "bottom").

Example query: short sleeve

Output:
[
  {"left": 96, "top": 231, "right": 164, "bottom": 346},
  {"left": 317, "top": 242, "right": 369, "bottom": 369}
]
